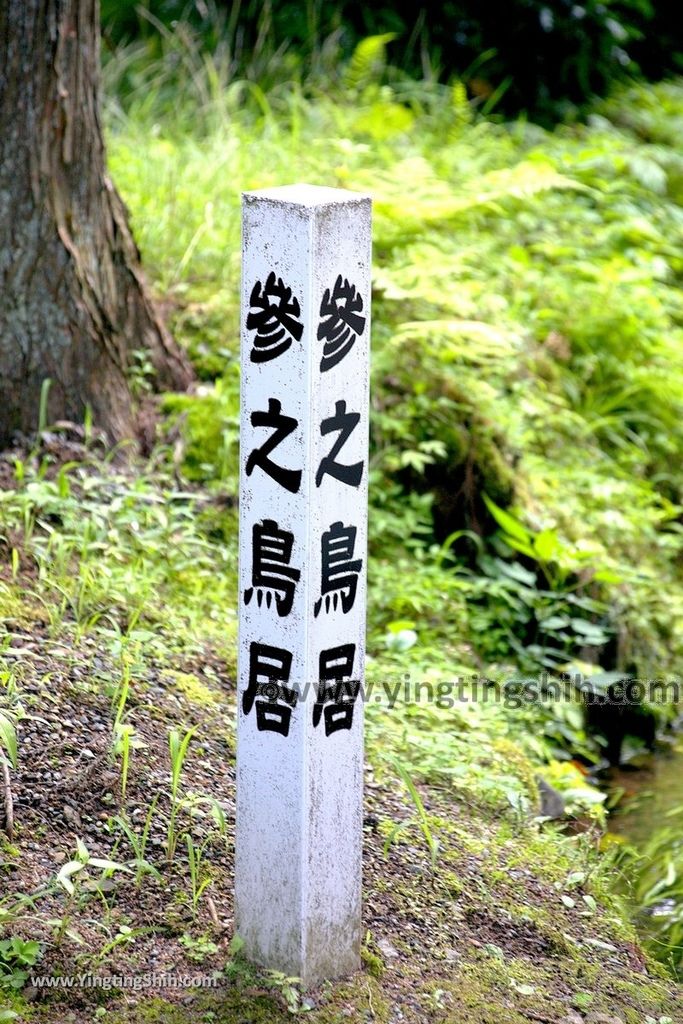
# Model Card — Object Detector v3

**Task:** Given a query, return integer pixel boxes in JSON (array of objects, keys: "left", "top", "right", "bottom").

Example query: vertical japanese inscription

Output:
[
  {"left": 237, "top": 186, "right": 370, "bottom": 986},
  {"left": 242, "top": 264, "right": 303, "bottom": 735},
  {"left": 242, "top": 265, "right": 367, "bottom": 735}
]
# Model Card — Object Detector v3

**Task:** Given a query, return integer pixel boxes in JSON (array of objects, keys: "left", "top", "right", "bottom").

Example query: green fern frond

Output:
[
  {"left": 450, "top": 79, "right": 472, "bottom": 135},
  {"left": 343, "top": 33, "right": 396, "bottom": 92}
]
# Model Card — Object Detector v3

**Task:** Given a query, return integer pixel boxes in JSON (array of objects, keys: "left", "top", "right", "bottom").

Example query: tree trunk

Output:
[{"left": 0, "top": 0, "right": 192, "bottom": 448}]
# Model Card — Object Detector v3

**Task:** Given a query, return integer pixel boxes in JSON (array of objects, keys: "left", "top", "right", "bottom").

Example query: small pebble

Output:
[{"left": 377, "top": 938, "right": 399, "bottom": 959}]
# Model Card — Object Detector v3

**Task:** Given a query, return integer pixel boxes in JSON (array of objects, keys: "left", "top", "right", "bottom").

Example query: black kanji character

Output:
[
  {"left": 244, "top": 519, "right": 300, "bottom": 617},
  {"left": 242, "top": 642, "right": 297, "bottom": 736},
  {"left": 317, "top": 275, "right": 366, "bottom": 372},
  {"left": 315, "top": 400, "right": 363, "bottom": 488},
  {"left": 247, "top": 272, "right": 303, "bottom": 363},
  {"left": 313, "top": 644, "right": 360, "bottom": 736},
  {"left": 314, "top": 521, "right": 362, "bottom": 617},
  {"left": 246, "top": 398, "right": 302, "bottom": 493}
]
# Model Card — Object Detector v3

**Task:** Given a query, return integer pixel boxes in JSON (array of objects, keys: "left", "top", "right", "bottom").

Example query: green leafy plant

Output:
[
  {"left": 0, "top": 937, "right": 41, "bottom": 991},
  {"left": 107, "top": 798, "right": 161, "bottom": 886},
  {"left": 0, "top": 708, "right": 18, "bottom": 840},
  {"left": 383, "top": 759, "right": 440, "bottom": 871},
  {"left": 184, "top": 833, "right": 213, "bottom": 917},
  {"left": 166, "top": 725, "right": 197, "bottom": 862},
  {"left": 54, "top": 839, "right": 133, "bottom": 902},
  {"left": 0, "top": 712, "right": 18, "bottom": 771},
  {"left": 112, "top": 721, "right": 144, "bottom": 803},
  {"left": 263, "top": 969, "right": 305, "bottom": 1014},
  {"left": 108, "top": 656, "right": 147, "bottom": 803},
  {"left": 180, "top": 932, "right": 218, "bottom": 963},
  {"left": 97, "top": 923, "right": 152, "bottom": 961}
]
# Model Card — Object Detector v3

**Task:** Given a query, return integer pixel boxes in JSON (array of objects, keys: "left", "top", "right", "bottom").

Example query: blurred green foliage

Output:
[
  {"left": 101, "top": 0, "right": 683, "bottom": 123},
  {"left": 105, "top": 39, "right": 683, "bottom": 696}
]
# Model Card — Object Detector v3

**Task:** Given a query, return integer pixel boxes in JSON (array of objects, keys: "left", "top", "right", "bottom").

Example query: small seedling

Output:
[
  {"left": 166, "top": 725, "right": 198, "bottom": 862},
  {"left": 383, "top": 758, "right": 440, "bottom": 871},
  {"left": 0, "top": 937, "right": 41, "bottom": 991}
]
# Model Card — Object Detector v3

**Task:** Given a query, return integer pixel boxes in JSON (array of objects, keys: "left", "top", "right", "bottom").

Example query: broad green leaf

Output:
[
  {"left": 482, "top": 494, "right": 531, "bottom": 544},
  {"left": 0, "top": 714, "right": 17, "bottom": 769}
]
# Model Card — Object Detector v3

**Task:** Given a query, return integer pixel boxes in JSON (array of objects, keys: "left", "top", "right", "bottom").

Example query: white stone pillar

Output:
[{"left": 236, "top": 185, "right": 371, "bottom": 986}]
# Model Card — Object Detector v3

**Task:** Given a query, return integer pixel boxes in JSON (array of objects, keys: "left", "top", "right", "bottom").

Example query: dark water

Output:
[{"left": 608, "top": 737, "right": 683, "bottom": 845}]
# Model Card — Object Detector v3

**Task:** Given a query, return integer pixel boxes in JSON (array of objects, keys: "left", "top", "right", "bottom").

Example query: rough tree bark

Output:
[{"left": 0, "top": 0, "right": 192, "bottom": 447}]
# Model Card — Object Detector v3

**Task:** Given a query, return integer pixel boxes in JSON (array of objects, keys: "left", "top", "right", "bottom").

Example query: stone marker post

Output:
[{"left": 236, "top": 185, "right": 372, "bottom": 986}]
